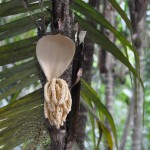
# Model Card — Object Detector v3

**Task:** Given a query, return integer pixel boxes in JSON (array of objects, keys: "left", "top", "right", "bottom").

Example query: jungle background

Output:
[{"left": 0, "top": 0, "right": 150, "bottom": 150}]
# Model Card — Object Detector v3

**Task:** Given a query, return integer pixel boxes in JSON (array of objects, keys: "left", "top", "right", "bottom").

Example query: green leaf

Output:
[
  {"left": 0, "top": 11, "right": 51, "bottom": 40},
  {"left": 81, "top": 90, "right": 97, "bottom": 148},
  {"left": 0, "top": 89, "right": 44, "bottom": 149},
  {"left": 81, "top": 79, "right": 118, "bottom": 149},
  {"left": 11, "top": 90, "right": 22, "bottom": 102},
  {"left": 0, "top": 44, "right": 36, "bottom": 65},
  {"left": 75, "top": 14, "right": 143, "bottom": 87},
  {"left": 80, "top": 98, "right": 113, "bottom": 150},
  {"left": 0, "top": 0, "right": 50, "bottom": 17},
  {"left": 0, "top": 89, "right": 43, "bottom": 144},
  {"left": 0, "top": 0, "right": 24, "bottom": 16},
  {"left": 0, "top": 11, "right": 50, "bottom": 33},
  {"left": 108, "top": 0, "right": 132, "bottom": 30},
  {"left": 0, "top": 109, "right": 43, "bottom": 150},
  {"left": 0, "top": 67, "right": 37, "bottom": 96},
  {"left": 0, "top": 25, "right": 36, "bottom": 40},
  {"left": 0, "top": 89, "right": 43, "bottom": 117},
  {"left": 0, "top": 59, "right": 36, "bottom": 79},
  {"left": 72, "top": 0, "right": 132, "bottom": 49},
  {"left": 0, "top": 75, "right": 39, "bottom": 100},
  {"left": 0, "top": 36, "right": 38, "bottom": 53},
  {"left": 89, "top": 114, "right": 96, "bottom": 149},
  {"left": 0, "top": 0, "right": 39, "bottom": 16},
  {"left": 0, "top": 68, "right": 37, "bottom": 90},
  {"left": 0, "top": 107, "right": 42, "bottom": 138},
  {"left": 0, "top": 59, "right": 37, "bottom": 101},
  {"left": 72, "top": 0, "right": 140, "bottom": 81}
]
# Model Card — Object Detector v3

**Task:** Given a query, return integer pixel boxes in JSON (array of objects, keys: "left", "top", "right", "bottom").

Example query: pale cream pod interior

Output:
[{"left": 36, "top": 34, "right": 75, "bottom": 81}]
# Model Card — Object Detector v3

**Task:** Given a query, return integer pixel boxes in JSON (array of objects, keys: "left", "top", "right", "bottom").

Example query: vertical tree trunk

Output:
[
  {"left": 99, "top": 0, "right": 115, "bottom": 120},
  {"left": 104, "top": 0, "right": 115, "bottom": 116},
  {"left": 37, "top": 1, "right": 82, "bottom": 150},
  {"left": 131, "top": 17, "right": 145, "bottom": 150},
  {"left": 42, "top": 1, "right": 71, "bottom": 149},
  {"left": 99, "top": 2, "right": 115, "bottom": 150},
  {"left": 75, "top": 0, "right": 99, "bottom": 149},
  {"left": 75, "top": 36, "right": 94, "bottom": 150},
  {"left": 128, "top": 1, "right": 148, "bottom": 150}
]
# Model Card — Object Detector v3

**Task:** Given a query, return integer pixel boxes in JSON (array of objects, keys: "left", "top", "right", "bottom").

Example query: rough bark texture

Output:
[
  {"left": 76, "top": 37, "right": 94, "bottom": 150},
  {"left": 128, "top": 1, "right": 148, "bottom": 150},
  {"left": 65, "top": 35, "right": 84, "bottom": 150},
  {"left": 75, "top": 0, "right": 99, "bottom": 149},
  {"left": 36, "top": 1, "right": 83, "bottom": 150}
]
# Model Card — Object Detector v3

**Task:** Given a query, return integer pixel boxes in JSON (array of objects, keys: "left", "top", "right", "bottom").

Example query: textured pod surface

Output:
[{"left": 44, "top": 78, "right": 72, "bottom": 128}]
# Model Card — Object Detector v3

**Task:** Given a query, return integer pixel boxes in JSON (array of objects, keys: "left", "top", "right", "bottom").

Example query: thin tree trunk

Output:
[
  {"left": 99, "top": 0, "right": 115, "bottom": 122},
  {"left": 104, "top": 0, "right": 115, "bottom": 116},
  {"left": 76, "top": 37, "right": 94, "bottom": 150},
  {"left": 128, "top": 1, "right": 148, "bottom": 150},
  {"left": 99, "top": 2, "right": 115, "bottom": 149},
  {"left": 131, "top": 18, "right": 145, "bottom": 150},
  {"left": 75, "top": 0, "right": 99, "bottom": 149},
  {"left": 131, "top": 19, "right": 145, "bottom": 150}
]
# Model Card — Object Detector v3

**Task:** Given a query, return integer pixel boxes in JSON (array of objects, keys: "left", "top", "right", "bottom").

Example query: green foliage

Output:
[
  {"left": 72, "top": 0, "right": 142, "bottom": 88},
  {"left": 108, "top": 0, "right": 132, "bottom": 30},
  {"left": 0, "top": 0, "right": 49, "bottom": 17},
  {"left": 0, "top": 0, "right": 144, "bottom": 149},
  {"left": 0, "top": 89, "right": 44, "bottom": 150},
  {"left": 81, "top": 79, "right": 118, "bottom": 150}
]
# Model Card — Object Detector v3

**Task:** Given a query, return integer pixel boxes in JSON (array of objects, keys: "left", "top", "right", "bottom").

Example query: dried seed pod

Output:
[{"left": 44, "top": 78, "right": 72, "bottom": 129}]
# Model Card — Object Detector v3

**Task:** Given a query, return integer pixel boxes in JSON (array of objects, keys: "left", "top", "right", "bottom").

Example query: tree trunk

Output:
[
  {"left": 75, "top": 0, "right": 99, "bottom": 149},
  {"left": 99, "top": 0, "right": 115, "bottom": 122},
  {"left": 75, "top": 37, "right": 94, "bottom": 150},
  {"left": 131, "top": 17, "right": 145, "bottom": 150},
  {"left": 37, "top": 1, "right": 83, "bottom": 149},
  {"left": 99, "top": 2, "right": 115, "bottom": 149},
  {"left": 128, "top": 1, "right": 148, "bottom": 150}
]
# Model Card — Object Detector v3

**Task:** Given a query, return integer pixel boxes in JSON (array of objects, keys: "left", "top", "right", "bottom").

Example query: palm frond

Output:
[{"left": 0, "top": 89, "right": 44, "bottom": 150}]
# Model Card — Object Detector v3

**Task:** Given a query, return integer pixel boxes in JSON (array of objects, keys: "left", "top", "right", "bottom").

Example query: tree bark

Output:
[
  {"left": 37, "top": 1, "right": 83, "bottom": 150},
  {"left": 75, "top": 37, "right": 94, "bottom": 150},
  {"left": 99, "top": 0, "right": 115, "bottom": 123},
  {"left": 75, "top": 0, "right": 99, "bottom": 149},
  {"left": 99, "top": 2, "right": 115, "bottom": 150},
  {"left": 104, "top": 0, "right": 115, "bottom": 116},
  {"left": 131, "top": 17, "right": 145, "bottom": 150},
  {"left": 128, "top": 1, "right": 148, "bottom": 150}
]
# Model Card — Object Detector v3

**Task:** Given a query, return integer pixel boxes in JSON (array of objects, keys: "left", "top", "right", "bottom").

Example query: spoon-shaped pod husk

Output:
[{"left": 36, "top": 34, "right": 75, "bottom": 81}]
